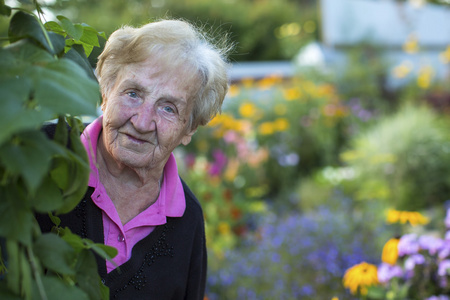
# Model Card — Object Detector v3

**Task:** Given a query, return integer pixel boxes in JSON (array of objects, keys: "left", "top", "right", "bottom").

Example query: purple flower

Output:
[
  {"left": 439, "top": 240, "right": 450, "bottom": 259},
  {"left": 445, "top": 208, "right": 450, "bottom": 229},
  {"left": 377, "top": 263, "right": 403, "bottom": 283},
  {"left": 438, "top": 259, "right": 450, "bottom": 276},
  {"left": 404, "top": 254, "right": 425, "bottom": 271},
  {"left": 398, "top": 234, "right": 420, "bottom": 256},
  {"left": 427, "top": 296, "right": 450, "bottom": 300},
  {"left": 419, "top": 235, "right": 444, "bottom": 255}
]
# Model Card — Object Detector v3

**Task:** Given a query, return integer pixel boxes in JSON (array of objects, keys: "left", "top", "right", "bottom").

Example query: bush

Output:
[{"left": 341, "top": 104, "right": 450, "bottom": 210}]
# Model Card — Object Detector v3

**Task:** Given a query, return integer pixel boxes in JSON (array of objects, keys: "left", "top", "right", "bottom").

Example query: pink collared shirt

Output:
[{"left": 80, "top": 116, "right": 186, "bottom": 273}]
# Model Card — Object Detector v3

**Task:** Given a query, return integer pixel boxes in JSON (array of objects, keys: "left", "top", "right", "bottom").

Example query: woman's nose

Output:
[{"left": 130, "top": 104, "right": 157, "bottom": 132}]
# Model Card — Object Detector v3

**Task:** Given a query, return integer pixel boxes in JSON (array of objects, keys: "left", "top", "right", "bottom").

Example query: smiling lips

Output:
[{"left": 124, "top": 132, "right": 154, "bottom": 145}]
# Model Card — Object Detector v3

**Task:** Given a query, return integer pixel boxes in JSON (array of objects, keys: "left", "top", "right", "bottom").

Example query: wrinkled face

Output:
[{"left": 101, "top": 58, "right": 199, "bottom": 170}]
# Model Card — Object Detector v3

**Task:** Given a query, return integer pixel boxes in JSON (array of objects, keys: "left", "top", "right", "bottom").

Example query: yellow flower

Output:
[
  {"left": 239, "top": 102, "right": 257, "bottom": 118},
  {"left": 217, "top": 222, "right": 231, "bottom": 235},
  {"left": 439, "top": 46, "right": 450, "bottom": 64},
  {"left": 241, "top": 77, "right": 254, "bottom": 88},
  {"left": 283, "top": 87, "right": 302, "bottom": 101},
  {"left": 343, "top": 262, "right": 379, "bottom": 295},
  {"left": 417, "top": 65, "right": 434, "bottom": 89},
  {"left": 392, "top": 61, "right": 413, "bottom": 79},
  {"left": 403, "top": 33, "right": 419, "bottom": 54},
  {"left": 258, "top": 122, "right": 275, "bottom": 135},
  {"left": 331, "top": 298, "right": 339, "bottom": 300},
  {"left": 274, "top": 118, "right": 290, "bottom": 131},
  {"left": 258, "top": 74, "right": 283, "bottom": 90},
  {"left": 386, "top": 209, "right": 429, "bottom": 226},
  {"left": 382, "top": 238, "right": 399, "bottom": 265}
]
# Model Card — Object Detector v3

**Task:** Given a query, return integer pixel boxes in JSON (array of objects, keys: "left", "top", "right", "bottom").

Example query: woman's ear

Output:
[{"left": 181, "top": 128, "right": 197, "bottom": 146}]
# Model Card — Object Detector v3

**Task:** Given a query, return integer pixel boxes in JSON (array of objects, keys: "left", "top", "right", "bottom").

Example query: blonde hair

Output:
[{"left": 96, "top": 19, "right": 231, "bottom": 130}]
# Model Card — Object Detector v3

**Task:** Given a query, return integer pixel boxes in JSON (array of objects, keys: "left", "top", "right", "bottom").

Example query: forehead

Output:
[{"left": 115, "top": 57, "right": 201, "bottom": 99}]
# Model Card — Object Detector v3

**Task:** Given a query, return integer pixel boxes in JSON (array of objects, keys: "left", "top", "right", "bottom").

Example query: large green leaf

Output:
[
  {"left": 31, "top": 175, "right": 64, "bottom": 213},
  {"left": 0, "top": 281, "right": 22, "bottom": 300},
  {"left": 8, "top": 11, "right": 64, "bottom": 56},
  {"left": 75, "top": 250, "right": 105, "bottom": 300},
  {"left": 64, "top": 44, "right": 97, "bottom": 81},
  {"left": 0, "top": 187, "right": 33, "bottom": 246},
  {"left": 33, "top": 233, "right": 76, "bottom": 275},
  {"left": 32, "top": 276, "right": 89, "bottom": 300},
  {"left": 30, "top": 59, "right": 99, "bottom": 117},
  {"left": 0, "top": 131, "right": 64, "bottom": 194},
  {"left": 0, "top": 77, "right": 51, "bottom": 146}
]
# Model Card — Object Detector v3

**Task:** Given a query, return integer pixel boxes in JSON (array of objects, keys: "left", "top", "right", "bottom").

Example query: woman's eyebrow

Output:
[{"left": 118, "top": 79, "right": 148, "bottom": 92}]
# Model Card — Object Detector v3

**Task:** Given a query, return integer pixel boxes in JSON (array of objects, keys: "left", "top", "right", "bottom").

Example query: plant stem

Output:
[{"left": 26, "top": 246, "right": 48, "bottom": 300}]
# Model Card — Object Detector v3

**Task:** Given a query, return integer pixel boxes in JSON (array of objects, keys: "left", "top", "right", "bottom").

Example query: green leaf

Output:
[
  {"left": 0, "top": 77, "right": 51, "bottom": 146},
  {"left": 57, "top": 16, "right": 83, "bottom": 41},
  {"left": 0, "top": 1, "right": 11, "bottom": 17},
  {"left": 32, "top": 276, "right": 89, "bottom": 300},
  {"left": 48, "top": 212, "right": 61, "bottom": 227},
  {"left": 0, "top": 281, "right": 22, "bottom": 299},
  {"left": 54, "top": 119, "right": 90, "bottom": 214},
  {"left": 31, "top": 175, "right": 63, "bottom": 213},
  {"left": 75, "top": 250, "right": 105, "bottom": 300},
  {"left": 54, "top": 116, "right": 69, "bottom": 146},
  {"left": 50, "top": 157, "right": 70, "bottom": 191},
  {"left": 64, "top": 44, "right": 97, "bottom": 81},
  {"left": 33, "top": 233, "right": 76, "bottom": 275},
  {"left": 47, "top": 31, "right": 66, "bottom": 55},
  {"left": 80, "top": 24, "right": 102, "bottom": 47},
  {"left": 0, "top": 187, "right": 33, "bottom": 245},
  {"left": 61, "top": 228, "right": 85, "bottom": 253},
  {"left": 367, "top": 285, "right": 387, "bottom": 299},
  {"left": 8, "top": 11, "right": 62, "bottom": 56},
  {"left": 5, "top": 241, "right": 20, "bottom": 294},
  {"left": 44, "top": 21, "right": 65, "bottom": 36},
  {"left": 0, "top": 131, "right": 63, "bottom": 194},
  {"left": 29, "top": 59, "right": 99, "bottom": 117},
  {"left": 83, "top": 240, "right": 118, "bottom": 261}
]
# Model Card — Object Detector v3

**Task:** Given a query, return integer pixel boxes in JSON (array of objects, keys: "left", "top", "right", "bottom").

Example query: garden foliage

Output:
[{"left": 0, "top": 1, "right": 116, "bottom": 299}]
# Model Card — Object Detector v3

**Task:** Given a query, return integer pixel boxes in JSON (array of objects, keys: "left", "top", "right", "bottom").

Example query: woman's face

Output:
[{"left": 101, "top": 58, "right": 198, "bottom": 170}]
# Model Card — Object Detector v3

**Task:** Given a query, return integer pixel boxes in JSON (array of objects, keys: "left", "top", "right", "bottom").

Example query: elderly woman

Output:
[{"left": 39, "top": 19, "right": 230, "bottom": 299}]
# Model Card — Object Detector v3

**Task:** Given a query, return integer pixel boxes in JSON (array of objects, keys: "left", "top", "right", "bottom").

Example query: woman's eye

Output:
[
  {"left": 163, "top": 106, "right": 175, "bottom": 113},
  {"left": 127, "top": 91, "right": 138, "bottom": 98}
]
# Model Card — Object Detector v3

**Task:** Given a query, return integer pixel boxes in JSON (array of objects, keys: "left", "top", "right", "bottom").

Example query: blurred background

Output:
[{"left": 3, "top": 0, "right": 450, "bottom": 298}]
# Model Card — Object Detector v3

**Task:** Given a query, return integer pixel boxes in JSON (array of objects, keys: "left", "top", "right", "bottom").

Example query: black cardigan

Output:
[
  {"left": 37, "top": 182, "right": 207, "bottom": 300},
  {"left": 37, "top": 125, "right": 207, "bottom": 300}
]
